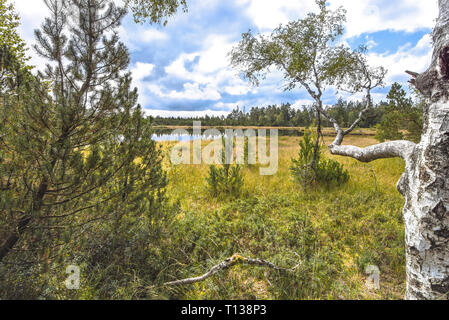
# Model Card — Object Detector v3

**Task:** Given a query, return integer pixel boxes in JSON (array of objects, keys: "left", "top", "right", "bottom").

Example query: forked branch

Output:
[
  {"left": 325, "top": 89, "right": 416, "bottom": 162},
  {"left": 163, "top": 254, "right": 300, "bottom": 287},
  {"left": 322, "top": 59, "right": 416, "bottom": 162}
]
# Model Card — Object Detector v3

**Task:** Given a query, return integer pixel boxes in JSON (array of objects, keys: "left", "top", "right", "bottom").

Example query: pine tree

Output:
[
  {"left": 0, "top": 0, "right": 29, "bottom": 66},
  {"left": 0, "top": 0, "right": 167, "bottom": 267},
  {"left": 375, "top": 82, "right": 423, "bottom": 143}
]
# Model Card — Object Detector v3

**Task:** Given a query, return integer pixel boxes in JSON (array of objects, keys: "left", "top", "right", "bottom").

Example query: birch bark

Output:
[{"left": 328, "top": 0, "right": 449, "bottom": 299}]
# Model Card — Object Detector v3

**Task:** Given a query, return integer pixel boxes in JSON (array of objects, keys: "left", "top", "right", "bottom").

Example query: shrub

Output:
[
  {"left": 206, "top": 137, "right": 244, "bottom": 198},
  {"left": 291, "top": 129, "right": 349, "bottom": 188},
  {"left": 206, "top": 164, "right": 244, "bottom": 198}
]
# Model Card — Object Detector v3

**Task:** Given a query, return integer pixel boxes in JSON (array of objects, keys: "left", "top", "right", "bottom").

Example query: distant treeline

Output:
[{"left": 151, "top": 99, "right": 390, "bottom": 128}]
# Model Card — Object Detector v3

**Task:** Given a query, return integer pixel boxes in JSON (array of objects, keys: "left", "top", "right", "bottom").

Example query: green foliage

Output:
[
  {"left": 206, "top": 138, "right": 244, "bottom": 198},
  {"left": 153, "top": 171, "right": 405, "bottom": 300},
  {"left": 0, "top": 0, "right": 168, "bottom": 296},
  {"left": 375, "top": 83, "right": 423, "bottom": 143},
  {"left": 153, "top": 100, "right": 384, "bottom": 128},
  {"left": 0, "top": 0, "right": 29, "bottom": 66},
  {"left": 230, "top": 0, "right": 384, "bottom": 98},
  {"left": 162, "top": 195, "right": 342, "bottom": 299},
  {"left": 0, "top": 133, "right": 407, "bottom": 299},
  {"left": 291, "top": 129, "right": 349, "bottom": 188},
  {"left": 375, "top": 112, "right": 404, "bottom": 142},
  {"left": 230, "top": 0, "right": 350, "bottom": 89},
  {"left": 206, "top": 164, "right": 244, "bottom": 198},
  {"left": 317, "top": 158, "right": 350, "bottom": 188},
  {"left": 123, "top": 0, "right": 187, "bottom": 25}
]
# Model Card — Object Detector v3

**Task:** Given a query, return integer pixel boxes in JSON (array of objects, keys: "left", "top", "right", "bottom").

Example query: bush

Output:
[
  {"left": 206, "top": 137, "right": 244, "bottom": 198},
  {"left": 206, "top": 164, "right": 244, "bottom": 198},
  {"left": 291, "top": 129, "right": 349, "bottom": 188}
]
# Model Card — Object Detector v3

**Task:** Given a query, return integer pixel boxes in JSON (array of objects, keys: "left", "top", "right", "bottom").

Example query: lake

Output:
[{"left": 151, "top": 128, "right": 304, "bottom": 141}]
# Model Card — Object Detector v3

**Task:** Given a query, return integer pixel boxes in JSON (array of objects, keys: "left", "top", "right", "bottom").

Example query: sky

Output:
[{"left": 14, "top": 0, "right": 439, "bottom": 117}]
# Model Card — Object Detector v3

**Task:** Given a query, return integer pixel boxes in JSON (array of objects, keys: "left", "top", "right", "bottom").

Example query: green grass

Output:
[{"left": 156, "top": 135, "right": 406, "bottom": 300}]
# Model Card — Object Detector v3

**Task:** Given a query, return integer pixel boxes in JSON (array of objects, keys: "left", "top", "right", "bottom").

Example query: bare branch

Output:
[
  {"left": 163, "top": 254, "right": 299, "bottom": 287},
  {"left": 320, "top": 48, "right": 386, "bottom": 147},
  {"left": 343, "top": 91, "right": 372, "bottom": 135},
  {"left": 406, "top": 70, "right": 420, "bottom": 78},
  {"left": 329, "top": 140, "right": 416, "bottom": 162}
]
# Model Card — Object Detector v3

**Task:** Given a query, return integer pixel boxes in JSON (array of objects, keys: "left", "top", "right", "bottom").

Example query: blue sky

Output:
[{"left": 15, "top": 0, "right": 438, "bottom": 117}]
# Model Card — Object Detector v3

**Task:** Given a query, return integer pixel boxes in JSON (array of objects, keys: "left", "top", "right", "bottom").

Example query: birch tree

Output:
[
  {"left": 230, "top": 0, "right": 385, "bottom": 175},
  {"left": 324, "top": 0, "right": 449, "bottom": 299},
  {"left": 232, "top": 0, "right": 449, "bottom": 300},
  {"left": 123, "top": 0, "right": 187, "bottom": 25}
]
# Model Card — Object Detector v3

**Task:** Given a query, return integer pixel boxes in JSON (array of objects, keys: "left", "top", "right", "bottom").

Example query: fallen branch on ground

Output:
[{"left": 163, "top": 254, "right": 300, "bottom": 286}]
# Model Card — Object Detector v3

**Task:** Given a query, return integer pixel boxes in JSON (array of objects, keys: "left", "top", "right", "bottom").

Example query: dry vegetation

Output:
[{"left": 155, "top": 134, "right": 406, "bottom": 300}]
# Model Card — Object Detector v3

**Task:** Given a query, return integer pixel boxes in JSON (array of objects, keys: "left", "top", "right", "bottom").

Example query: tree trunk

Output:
[
  {"left": 328, "top": 0, "right": 449, "bottom": 299},
  {"left": 399, "top": 0, "right": 449, "bottom": 299},
  {"left": 399, "top": 101, "right": 449, "bottom": 299},
  {"left": 331, "top": 102, "right": 449, "bottom": 300},
  {"left": 0, "top": 178, "right": 48, "bottom": 262}
]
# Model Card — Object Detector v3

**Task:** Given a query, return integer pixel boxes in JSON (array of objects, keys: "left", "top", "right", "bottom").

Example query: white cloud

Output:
[
  {"left": 197, "top": 35, "right": 234, "bottom": 73},
  {"left": 330, "top": 0, "right": 438, "bottom": 38},
  {"left": 222, "top": 83, "right": 252, "bottom": 95},
  {"left": 119, "top": 26, "right": 169, "bottom": 50},
  {"left": 140, "top": 29, "right": 169, "bottom": 42},
  {"left": 236, "top": 0, "right": 316, "bottom": 30},
  {"left": 143, "top": 109, "right": 230, "bottom": 118},
  {"left": 158, "top": 35, "right": 254, "bottom": 101},
  {"left": 131, "top": 62, "right": 155, "bottom": 81},
  {"left": 148, "top": 82, "right": 222, "bottom": 101},
  {"left": 237, "top": 0, "right": 438, "bottom": 37},
  {"left": 164, "top": 35, "right": 235, "bottom": 80},
  {"left": 367, "top": 34, "right": 432, "bottom": 83},
  {"left": 291, "top": 99, "right": 315, "bottom": 109},
  {"left": 165, "top": 52, "right": 204, "bottom": 81},
  {"left": 130, "top": 62, "right": 155, "bottom": 105}
]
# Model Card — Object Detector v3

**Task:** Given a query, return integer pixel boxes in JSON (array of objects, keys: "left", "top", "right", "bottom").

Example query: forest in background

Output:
[
  {"left": 1, "top": 0, "right": 442, "bottom": 300},
  {"left": 153, "top": 82, "right": 424, "bottom": 144}
]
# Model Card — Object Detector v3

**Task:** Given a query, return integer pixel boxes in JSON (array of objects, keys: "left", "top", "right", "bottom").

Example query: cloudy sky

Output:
[{"left": 14, "top": 0, "right": 438, "bottom": 117}]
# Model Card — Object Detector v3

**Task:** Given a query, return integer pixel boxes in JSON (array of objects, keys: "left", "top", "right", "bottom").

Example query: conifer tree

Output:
[
  {"left": 375, "top": 82, "right": 423, "bottom": 143},
  {"left": 0, "top": 0, "right": 29, "bottom": 66},
  {"left": 0, "top": 0, "right": 167, "bottom": 265}
]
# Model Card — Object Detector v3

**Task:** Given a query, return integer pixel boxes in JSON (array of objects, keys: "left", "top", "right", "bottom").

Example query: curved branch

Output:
[
  {"left": 319, "top": 88, "right": 373, "bottom": 146},
  {"left": 329, "top": 140, "right": 416, "bottom": 163},
  {"left": 343, "top": 90, "right": 372, "bottom": 136}
]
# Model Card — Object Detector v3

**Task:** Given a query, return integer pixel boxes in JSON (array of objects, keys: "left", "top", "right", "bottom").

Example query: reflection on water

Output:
[
  {"left": 151, "top": 128, "right": 303, "bottom": 141},
  {"left": 152, "top": 133, "right": 222, "bottom": 142}
]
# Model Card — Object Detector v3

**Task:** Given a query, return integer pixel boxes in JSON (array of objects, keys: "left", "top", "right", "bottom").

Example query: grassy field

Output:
[{"left": 156, "top": 135, "right": 406, "bottom": 300}]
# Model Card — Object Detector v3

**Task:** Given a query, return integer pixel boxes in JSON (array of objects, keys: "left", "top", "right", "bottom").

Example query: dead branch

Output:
[
  {"left": 163, "top": 254, "right": 300, "bottom": 287},
  {"left": 406, "top": 70, "right": 420, "bottom": 78}
]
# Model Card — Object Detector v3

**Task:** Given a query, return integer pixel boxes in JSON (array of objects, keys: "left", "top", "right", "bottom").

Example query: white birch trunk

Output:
[
  {"left": 395, "top": 0, "right": 449, "bottom": 299},
  {"left": 399, "top": 100, "right": 449, "bottom": 299},
  {"left": 329, "top": 0, "right": 449, "bottom": 299}
]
